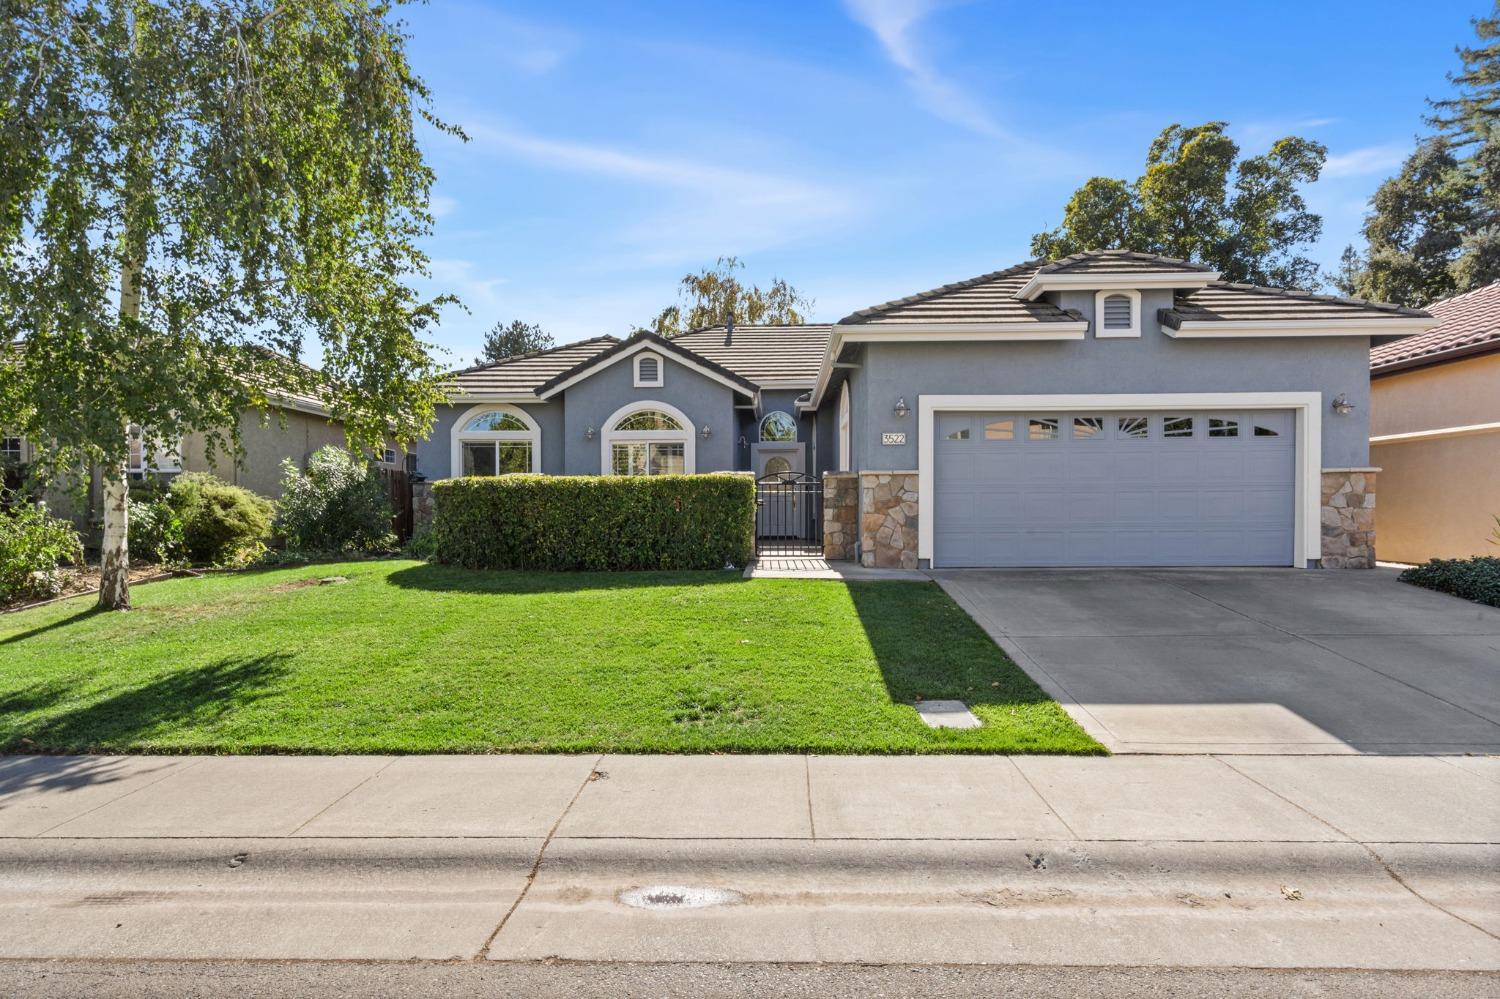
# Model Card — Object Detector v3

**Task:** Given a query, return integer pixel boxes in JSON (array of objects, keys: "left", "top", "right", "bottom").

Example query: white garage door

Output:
[{"left": 933, "top": 411, "right": 1296, "bottom": 567}]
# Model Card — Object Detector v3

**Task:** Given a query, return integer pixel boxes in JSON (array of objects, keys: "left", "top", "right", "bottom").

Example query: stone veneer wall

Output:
[
  {"left": 1320, "top": 468, "right": 1377, "bottom": 569},
  {"left": 859, "top": 471, "right": 920, "bottom": 569},
  {"left": 412, "top": 480, "right": 435, "bottom": 534},
  {"left": 822, "top": 473, "right": 858, "bottom": 561}
]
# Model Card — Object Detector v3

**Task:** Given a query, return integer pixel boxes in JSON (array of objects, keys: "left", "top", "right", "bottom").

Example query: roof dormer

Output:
[{"left": 1014, "top": 249, "right": 1219, "bottom": 301}]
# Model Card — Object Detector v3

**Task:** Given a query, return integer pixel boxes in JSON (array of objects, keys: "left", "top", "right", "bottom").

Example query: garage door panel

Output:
[{"left": 933, "top": 409, "right": 1295, "bottom": 567}]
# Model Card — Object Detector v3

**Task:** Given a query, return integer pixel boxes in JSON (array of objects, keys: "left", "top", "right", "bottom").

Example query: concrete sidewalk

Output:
[{"left": 0, "top": 753, "right": 1496, "bottom": 969}]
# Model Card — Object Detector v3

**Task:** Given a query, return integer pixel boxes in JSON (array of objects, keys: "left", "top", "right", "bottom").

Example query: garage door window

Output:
[
  {"left": 1163, "top": 416, "right": 1195, "bottom": 438},
  {"left": 1118, "top": 416, "right": 1149, "bottom": 439},
  {"left": 1208, "top": 417, "right": 1240, "bottom": 438},
  {"left": 1073, "top": 416, "right": 1105, "bottom": 439},
  {"left": 984, "top": 418, "right": 1015, "bottom": 440},
  {"left": 1028, "top": 417, "right": 1059, "bottom": 441},
  {"left": 1254, "top": 423, "right": 1281, "bottom": 437}
]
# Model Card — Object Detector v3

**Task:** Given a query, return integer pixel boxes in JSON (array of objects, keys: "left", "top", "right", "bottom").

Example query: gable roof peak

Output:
[{"left": 1034, "top": 248, "right": 1218, "bottom": 276}]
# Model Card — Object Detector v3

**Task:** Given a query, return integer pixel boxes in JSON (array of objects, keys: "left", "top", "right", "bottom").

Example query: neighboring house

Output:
[
  {"left": 7, "top": 376, "right": 406, "bottom": 543},
  {"left": 413, "top": 250, "right": 1433, "bottom": 569},
  {"left": 1369, "top": 281, "right": 1500, "bottom": 562}
]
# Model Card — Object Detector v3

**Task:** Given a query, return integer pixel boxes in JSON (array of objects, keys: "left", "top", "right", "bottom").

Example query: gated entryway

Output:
[{"left": 755, "top": 471, "right": 822, "bottom": 556}]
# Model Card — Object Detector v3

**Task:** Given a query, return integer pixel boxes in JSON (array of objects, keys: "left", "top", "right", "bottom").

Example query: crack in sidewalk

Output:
[{"left": 475, "top": 753, "right": 605, "bottom": 960}]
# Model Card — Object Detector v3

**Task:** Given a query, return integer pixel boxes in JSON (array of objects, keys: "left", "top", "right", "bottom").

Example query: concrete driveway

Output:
[{"left": 933, "top": 567, "right": 1500, "bottom": 754}]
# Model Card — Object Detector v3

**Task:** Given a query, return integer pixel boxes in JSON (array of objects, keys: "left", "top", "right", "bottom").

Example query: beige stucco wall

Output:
[
  {"left": 179, "top": 408, "right": 350, "bottom": 499},
  {"left": 1369, "top": 351, "right": 1500, "bottom": 562}
]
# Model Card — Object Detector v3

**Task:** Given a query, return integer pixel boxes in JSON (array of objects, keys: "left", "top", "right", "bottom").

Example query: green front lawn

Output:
[{"left": 0, "top": 561, "right": 1102, "bottom": 754}]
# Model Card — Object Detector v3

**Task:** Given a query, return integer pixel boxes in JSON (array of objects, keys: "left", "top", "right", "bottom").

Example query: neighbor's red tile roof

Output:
[{"left": 1371, "top": 280, "right": 1500, "bottom": 373}]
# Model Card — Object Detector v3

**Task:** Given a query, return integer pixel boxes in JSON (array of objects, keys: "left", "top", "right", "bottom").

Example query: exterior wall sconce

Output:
[
  {"left": 1331, "top": 394, "right": 1355, "bottom": 416},
  {"left": 584, "top": 426, "right": 595, "bottom": 440},
  {"left": 699, "top": 425, "right": 713, "bottom": 440},
  {"left": 893, "top": 397, "right": 910, "bottom": 418},
  {"left": 737, "top": 435, "right": 749, "bottom": 449}
]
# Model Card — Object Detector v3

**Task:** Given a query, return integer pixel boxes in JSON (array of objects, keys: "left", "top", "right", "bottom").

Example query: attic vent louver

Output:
[
  {"left": 638, "top": 355, "right": 659, "bottom": 382},
  {"left": 1102, "top": 294, "right": 1133, "bottom": 329}
]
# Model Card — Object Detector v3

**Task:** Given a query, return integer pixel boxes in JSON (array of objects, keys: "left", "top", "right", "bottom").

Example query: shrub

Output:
[
  {"left": 274, "top": 446, "right": 396, "bottom": 554},
  {"left": 431, "top": 473, "right": 755, "bottom": 571},
  {"left": 1399, "top": 556, "right": 1500, "bottom": 608},
  {"left": 0, "top": 501, "right": 84, "bottom": 603},
  {"left": 128, "top": 494, "right": 187, "bottom": 566},
  {"left": 167, "top": 472, "right": 274, "bottom": 565}
]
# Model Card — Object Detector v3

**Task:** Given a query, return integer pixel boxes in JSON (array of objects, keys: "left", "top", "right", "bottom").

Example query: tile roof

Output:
[
  {"left": 537, "top": 331, "right": 757, "bottom": 396},
  {"left": 1160, "top": 282, "right": 1432, "bottom": 328},
  {"left": 1036, "top": 249, "right": 1215, "bottom": 275},
  {"left": 1370, "top": 281, "right": 1500, "bottom": 372},
  {"left": 836, "top": 261, "right": 1085, "bottom": 325},
  {"left": 669, "top": 324, "right": 831, "bottom": 384},
  {"left": 441, "top": 336, "right": 619, "bottom": 395}
]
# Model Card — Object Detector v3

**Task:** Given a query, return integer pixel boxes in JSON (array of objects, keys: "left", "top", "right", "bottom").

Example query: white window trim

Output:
[
  {"left": 837, "top": 381, "right": 851, "bottom": 472},
  {"left": 917, "top": 392, "right": 1323, "bottom": 569},
  {"left": 601, "top": 400, "right": 695, "bottom": 474},
  {"left": 450, "top": 403, "right": 541, "bottom": 476},
  {"left": 126, "top": 425, "right": 182, "bottom": 474},
  {"left": 1094, "top": 289, "right": 1142, "bottom": 338},
  {"left": 633, "top": 351, "right": 664, "bottom": 388}
]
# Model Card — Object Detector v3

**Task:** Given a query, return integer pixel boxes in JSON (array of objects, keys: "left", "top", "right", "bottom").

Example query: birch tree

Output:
[{"left": 0, "top": 0, "right": 454, "bottom": 608}]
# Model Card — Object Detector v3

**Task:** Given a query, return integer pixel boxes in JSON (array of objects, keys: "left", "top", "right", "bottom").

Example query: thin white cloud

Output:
[
  {"left": 428, "top": 194, "right": 458, "bottom": 218},
  {"left": 462, "top": 120, "right": 866, "bottom": 263},
  {"left": 1322, "top": 144, "right": 1408, "bottom": 179},
  {"left": 426, "top": 257, "right": 507, "bottom": 316},
  {"left": 1235, "top": 116, "right": 1339, "bottom": 152},
  {"left": 841, "top": 0, "right": 1002, "bottom": 138}
]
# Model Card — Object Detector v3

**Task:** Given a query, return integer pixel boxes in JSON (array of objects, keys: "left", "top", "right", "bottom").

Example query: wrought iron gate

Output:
[{"left": 755, "top": 471, "right": 823, "bottom": 556}]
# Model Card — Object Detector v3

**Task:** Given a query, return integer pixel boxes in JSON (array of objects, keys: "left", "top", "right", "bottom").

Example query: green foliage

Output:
[
  {"left": 1, "top": 1, "right": 456, "bottom": 605},
  {"left": 167, "top": 473, "right": 273, "bottom": 566},
  {"left": 0, "top": 502, "right": 83, "bottom": 604},
  {"left": 128, "top": 494, "right": 187, "bottom": 566},
  {"left": 1032, "top": 122, "right": 1327, "bottom": 289},
  {"left": 274, "top": 446, "right": 396, "bottom": 554},
  {"left": 475, "top": 320, "right": 554, "bottom": 364},
  {"left": 1340, "top": 9, "right": 1500, "bottom": 305},
  {"left": 1400, "top": 556, "right": 1500, "bottom": 607},
  {"left": 640, "top": 257, "right": 813, "bottom": 337},
  {"left": 431, "top": 474, "right": 756, "bottom": 571}
]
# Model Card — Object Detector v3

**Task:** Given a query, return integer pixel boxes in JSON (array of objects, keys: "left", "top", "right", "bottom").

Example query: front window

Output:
[
  {"left": 611, "top": 441, "right": 685, "bottom": 476},
  {"left": 1, "top": 436, "right": 23, "bottom": 465},
  {"left": 605, "top": 403, "right": 692, "bottom": 475},
  {"left": 462, "top": 441, "right": 532, "bottom": 476},
  {"left": 452, "top": 405, "right": 539, "bottom": 476}
]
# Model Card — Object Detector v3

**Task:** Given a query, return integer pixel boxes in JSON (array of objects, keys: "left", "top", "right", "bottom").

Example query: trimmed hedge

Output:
[
  {"left": 430, "top": 473, "right": 756, "bottom": 571},
  {"left": 1399, "top": 556, "right": 1500, "bottom": 608}
]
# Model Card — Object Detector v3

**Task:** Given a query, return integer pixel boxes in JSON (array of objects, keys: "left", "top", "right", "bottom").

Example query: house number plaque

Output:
[{"left": 881, "top": 432, "right": 906, "bottom": 446}]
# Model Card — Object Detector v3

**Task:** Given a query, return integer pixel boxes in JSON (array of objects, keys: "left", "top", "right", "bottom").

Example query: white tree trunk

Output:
[{"left": 98, "top": 468, "right": 130, "bottom": 610}]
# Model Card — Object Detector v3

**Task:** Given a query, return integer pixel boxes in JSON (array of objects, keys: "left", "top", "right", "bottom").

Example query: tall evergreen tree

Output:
[
  {"left": 475, "top": 320, "right": 553, "bottom": 364},
  {"left": 1340, "top": 6, "right": 1500, "bottom": 305}
]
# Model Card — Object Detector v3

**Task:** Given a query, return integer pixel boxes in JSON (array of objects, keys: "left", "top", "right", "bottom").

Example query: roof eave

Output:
[
  {"left": 1016, "top": 271, "right": 1220, "bottom": 301},
  {"left": 1163, "top": 317, "right": 1438, "bottom": 340},
  {"left": 1372, "top": 336, "right": 1500, "bottom": 376}
]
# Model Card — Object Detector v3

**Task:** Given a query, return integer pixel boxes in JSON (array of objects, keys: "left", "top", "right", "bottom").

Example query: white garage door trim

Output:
[{"left": 917, "top": 393, "right": 1323, "bottom": 568}]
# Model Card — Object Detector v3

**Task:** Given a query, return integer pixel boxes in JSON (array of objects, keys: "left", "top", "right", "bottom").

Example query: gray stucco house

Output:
[{"left": 412, "top": 250, "right": 1435, "bottom": 570}]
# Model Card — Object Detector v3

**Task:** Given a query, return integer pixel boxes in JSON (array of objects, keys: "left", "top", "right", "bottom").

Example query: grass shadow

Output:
[
  {"left": 1, "top": 653, "right": 292, "bottom": 754},
  {"left": 385, "top": 562, "right": 748, "bottom": 597},
  {"left": 0, "top": 606, "right": 106, "bottom": 647},
  {"left": 845, "top": 581, "right": 1057, "bottom": 710}
]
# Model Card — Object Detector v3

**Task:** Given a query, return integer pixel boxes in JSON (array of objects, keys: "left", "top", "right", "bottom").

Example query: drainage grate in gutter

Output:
[{"left": 618, "top": 885, "right": 743, "bottom": 910}]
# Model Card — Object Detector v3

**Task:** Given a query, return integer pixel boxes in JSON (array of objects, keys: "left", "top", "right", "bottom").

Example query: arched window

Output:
[
  {"left": 603, "top": 401, "right": 694, "bottom": 475},
  {"left": 759, "top": 411, "right": 797, "bottom": 442},
  {"left": 450, "top": 404, "right": 540, "bottom": 476}
]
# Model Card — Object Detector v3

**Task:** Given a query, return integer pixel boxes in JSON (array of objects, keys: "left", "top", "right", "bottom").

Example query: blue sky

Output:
[{"left": 401, "top": 0, "right": 1482, "bottom": 365}]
